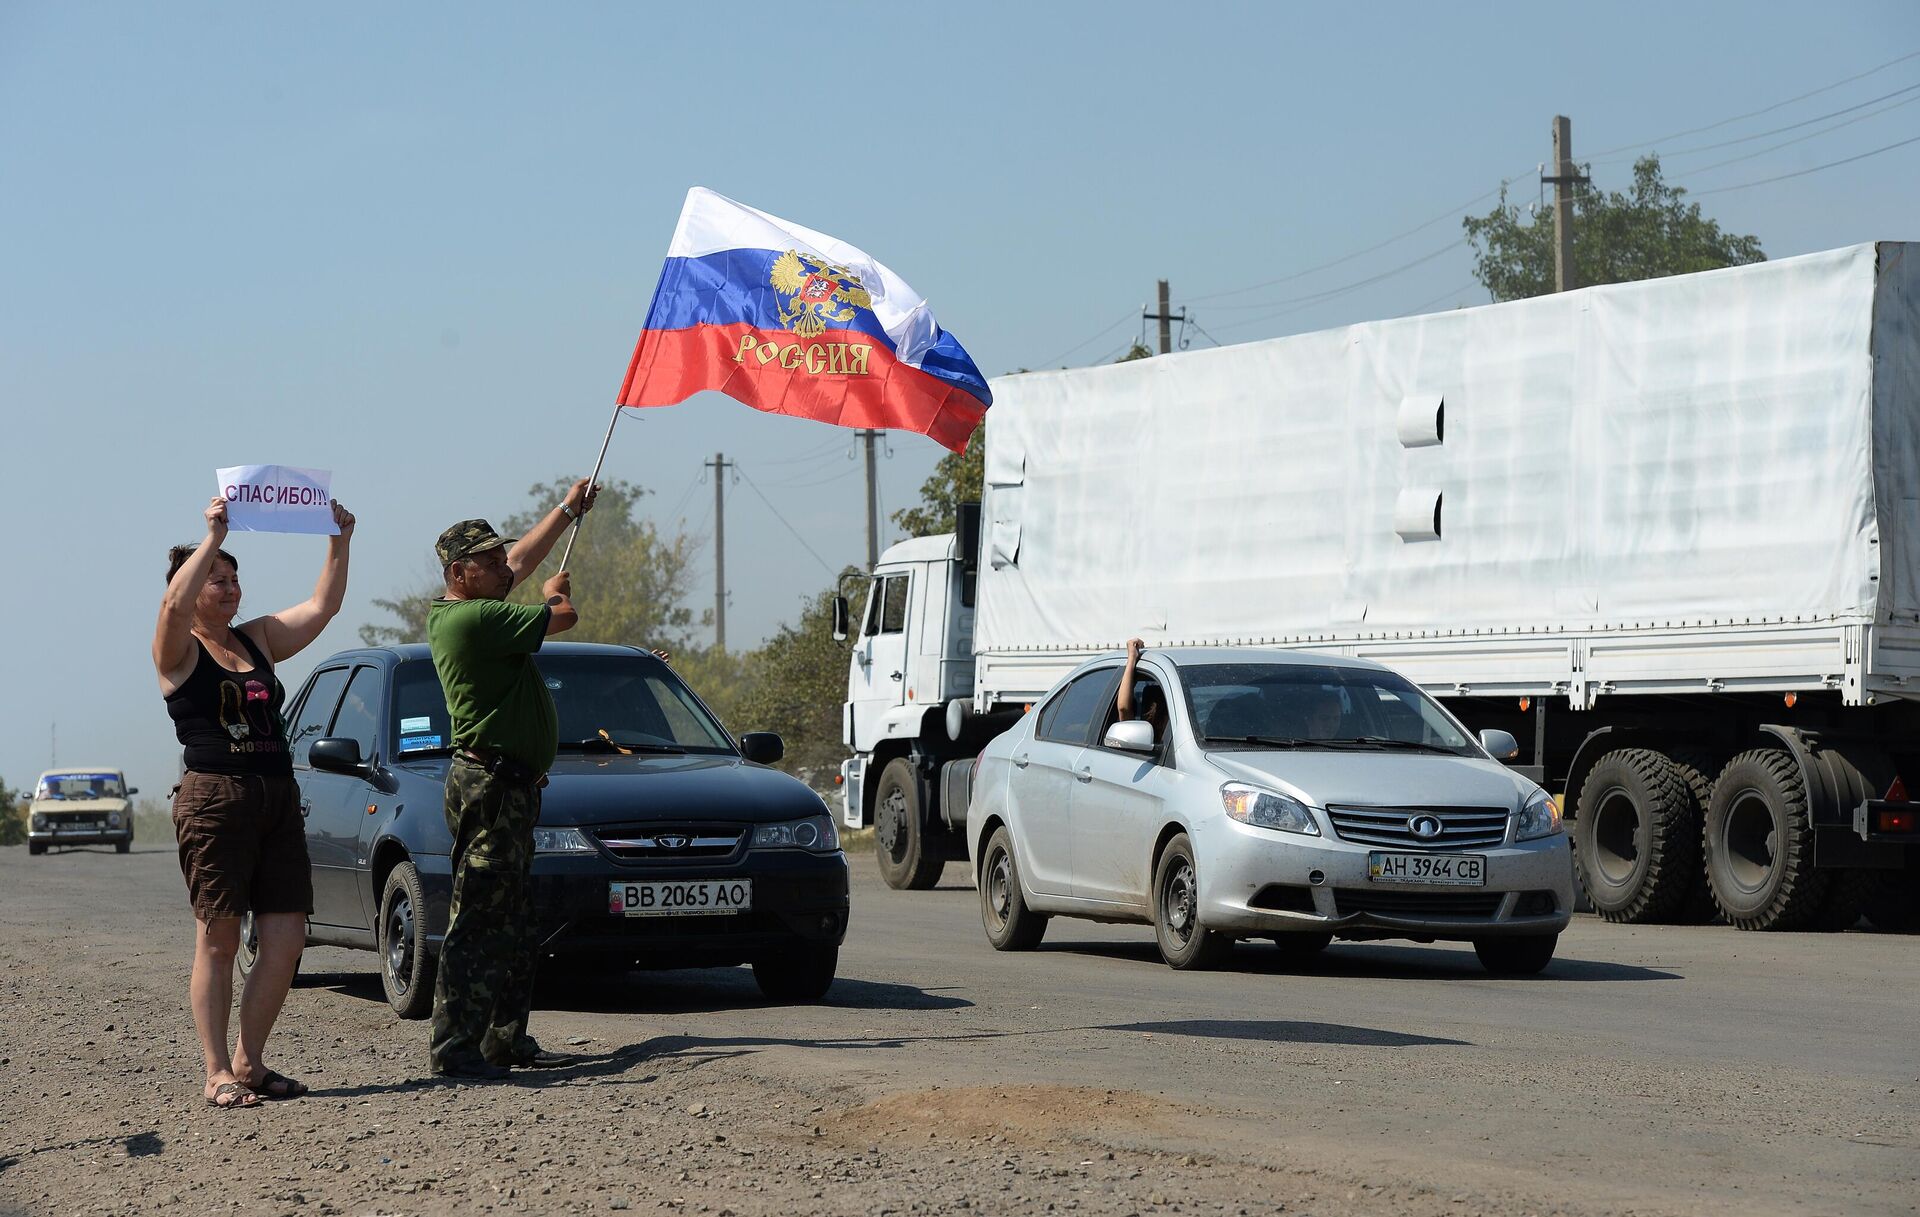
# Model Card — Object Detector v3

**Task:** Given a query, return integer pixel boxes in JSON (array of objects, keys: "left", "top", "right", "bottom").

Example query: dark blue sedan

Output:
[{"left": 242, "top": 643, "right": 849, "bottom": 1016}]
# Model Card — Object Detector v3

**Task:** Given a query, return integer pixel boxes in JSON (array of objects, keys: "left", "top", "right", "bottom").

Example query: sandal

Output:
[
  {"left": 206, "top": 1081, "right": 260, "bottom": 1110},
  {"left": 246, "top": 1068, "right": 308, "bottom": 1100}
]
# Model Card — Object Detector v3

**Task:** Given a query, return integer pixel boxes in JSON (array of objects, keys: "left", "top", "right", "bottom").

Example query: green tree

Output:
[
  {"left": 360, "top": 477, "right": 705, "bottom": 652},
  {"left": 891, "top": 423, "right": 985, "bottom": 538},
  {"left": 0, "top": 774, "right": 25, "bottom": 847},
  {"left": 730, "top": 569, "right": 862, "bottom": 785},
  {"left": 1462, "top": 155, "right": 1764, "bottom": 303},
  {"left": 1117, "top": 341, "right": 1153, "bottom": 362}
]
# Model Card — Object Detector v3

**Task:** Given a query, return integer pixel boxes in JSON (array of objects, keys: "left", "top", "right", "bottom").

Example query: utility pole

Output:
[
  {"left": 1543, "top": 116, "right": 1589, "bottom": 293},
  {"left": 1143, "top": 279, "right": 1186, "bottom": 354},
  {"left": 706, "top": 452, "right": 733, "bottom": 650},
  {"left": 856, "top": 429, "right": 882, "bottom": 570}
]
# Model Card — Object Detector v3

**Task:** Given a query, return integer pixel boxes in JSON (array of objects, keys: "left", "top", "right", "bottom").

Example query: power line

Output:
[
  {"left": 1598, "top": 79, "right": 1920, "bottom": 164},
  {"left": 1210, "top": 239, "right": 1468, "bottom": 333},
  {"left": 756, "top": 435, "right": 853, "bottom": 466},
  {"left": 1692, "top": 131, "right": 1920, "bottom": 196},
  {"left": 1681, "top": 91, "right": 1920, "bottom": 177},
  {"left": 1033, "top": 310, "right": 1136, "bottom": 369},
  {"left": 735, "top": 468, "right": 838, "bottom": 577},
  {"left": 1588, "top": 47, "right": 1920, "bottom": 158},
  {"left": 1183, "top": 174, "right": 1528, "bottom": 305}
]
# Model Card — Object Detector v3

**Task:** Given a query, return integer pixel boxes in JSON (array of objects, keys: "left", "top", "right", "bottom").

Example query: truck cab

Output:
[{"left": 839, "top": 533, "right": 981, "bottom": 887}]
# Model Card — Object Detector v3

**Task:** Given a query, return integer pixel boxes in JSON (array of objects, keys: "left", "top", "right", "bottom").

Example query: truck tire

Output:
[
  {"left": 378, "top": 861, "right": 437, "bottom": 1020},
  {"left": 978, "top": 825, "right": 1048, "bottom": 950},
  {"left": 873, "top": 758, "right": 945, "bottom": 891},
  {"left": 1152, "top": 833, "right": 1232, "bottom": 970},
  {"left": 1573, "top": 749, "right": 1700, "bottom": 923},
  {"left": 1843, "top": 869, "right": 1919, "bottom": 933},
  {"left": 1704, "top": 750, "right": 1829, "bottom": 931},
  {"left": 1665, "top": 751, "right": 1722, "bottom": 924}
]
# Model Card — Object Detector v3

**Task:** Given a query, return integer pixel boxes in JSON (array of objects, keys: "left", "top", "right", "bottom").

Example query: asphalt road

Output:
[{"left": 0, "top": 842, "right": 1914, "bottom": 1217}]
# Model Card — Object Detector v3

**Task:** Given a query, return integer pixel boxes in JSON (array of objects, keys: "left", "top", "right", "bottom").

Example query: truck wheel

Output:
[
  {"left": 1573, "top": 749, "right": 1700, "bottom": 923},
  {"left": 1666, "top": 751, "right": 1722, "bottom": 924},
  {"left": 1704, "top": 750, "right": 1829, "bottom": 931},
  {"left": 1152, "top": 833, "right": 1232, "bottom": 970},
  {"left": 1844, "top": 869, "right": 1919, "bottom": 933},
  {"left": 978, "top": 825, "right": 1047, "bottom": 950},
  {"left": 873, "top": 758, "right": 945, "bottom": 891},
  {"left": 379, "top": 861, "right": 437, "bottom": 1020},
  {"left": 1474, "top": 934, "right": 1558, "bottom": 975},
  {"left": 752, "top": 943, "right": 838, "bottom": 1001}
]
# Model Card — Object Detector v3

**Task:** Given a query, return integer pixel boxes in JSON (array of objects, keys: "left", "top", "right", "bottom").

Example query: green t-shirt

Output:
[{"left": 427, "top": 597, "right": 558, "bottom": 774}]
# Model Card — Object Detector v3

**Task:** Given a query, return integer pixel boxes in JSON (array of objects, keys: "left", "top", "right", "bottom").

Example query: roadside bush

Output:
[{"left": 0, "top": 803, "right": 24, "bottom": 847}]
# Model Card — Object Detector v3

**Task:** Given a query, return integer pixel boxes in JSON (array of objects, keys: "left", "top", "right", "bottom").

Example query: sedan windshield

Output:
[
  {"left": 1180, "top": 663, "right": 1478, "bottom": 756},
  {"left": 390, "top": 654, "right": 736, "bottom": 758}
]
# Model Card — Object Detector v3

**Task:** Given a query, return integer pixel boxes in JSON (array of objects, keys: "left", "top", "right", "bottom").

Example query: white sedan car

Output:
[{"left": 967, "top": 647, "right": 1572, "bottom": 973}]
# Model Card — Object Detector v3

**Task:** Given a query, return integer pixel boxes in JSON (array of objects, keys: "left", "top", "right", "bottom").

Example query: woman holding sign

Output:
[{"left": 152, "top": 493, "right": 355, "bottom": 1110}]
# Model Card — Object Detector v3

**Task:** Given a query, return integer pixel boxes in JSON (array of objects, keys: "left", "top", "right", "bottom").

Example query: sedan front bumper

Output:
[
  {"left": 1198, "top": 820, "right": 1573, "bottom": 941},
  {"left": 418, "top": 849, "right": 851, "bottom": 969}
]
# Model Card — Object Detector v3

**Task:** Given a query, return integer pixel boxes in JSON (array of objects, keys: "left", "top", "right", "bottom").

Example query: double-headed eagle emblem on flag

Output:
[{"left": 769, "top": 249, "right": 873, "bottom": 339}]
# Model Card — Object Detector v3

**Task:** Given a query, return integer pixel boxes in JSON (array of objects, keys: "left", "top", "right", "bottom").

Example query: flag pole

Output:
[{"left": 559, "top": 404, "right": 623, "bottom": 571}]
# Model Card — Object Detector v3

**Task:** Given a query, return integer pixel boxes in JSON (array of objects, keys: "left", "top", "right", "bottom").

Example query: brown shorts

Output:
[{"left": 171, "top": 772, "right": 313, "bottom": 921}]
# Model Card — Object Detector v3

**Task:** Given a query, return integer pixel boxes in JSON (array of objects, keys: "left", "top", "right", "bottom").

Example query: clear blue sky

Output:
[{"left": 3, "top": 1, "right": 1916, "bottom": 798}]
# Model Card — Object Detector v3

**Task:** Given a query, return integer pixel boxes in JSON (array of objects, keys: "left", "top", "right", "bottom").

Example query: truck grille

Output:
[
  {"left": 591, "top": 825, "right": 745, "bottom": 862},
  {"left": 1334, "top": 889, "right": 1505, "bottom": 919},
  {"left": 1324, "top": 805, "right": 1509, "bottom": 850}
]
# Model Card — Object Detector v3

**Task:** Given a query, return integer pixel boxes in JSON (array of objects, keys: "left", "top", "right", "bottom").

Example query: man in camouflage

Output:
[{"left": 425, "top": 481, "right": 594, "bottom": 1079}]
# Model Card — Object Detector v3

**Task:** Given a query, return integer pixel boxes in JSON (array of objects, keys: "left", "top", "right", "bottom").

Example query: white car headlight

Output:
[
  {"left": 531, "top": 826, "right": 597, "bottom": 854},
  {"left": 1515, "top": 790, "right": 1563, "bottom": 841},
  {"left": 31, "top": 814, "right": 47, "bottom": 832},
  {"left": 752, "top": 814, "right": 840, "bottom": 853},
  {"left": 1220, "top": 782, "right": 1320, "bottom": 836},
  {"left": 107, "top": 812, "right": 124, "bottom": 828}
]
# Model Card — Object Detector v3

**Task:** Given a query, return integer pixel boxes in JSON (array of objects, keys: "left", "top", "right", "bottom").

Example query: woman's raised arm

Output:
[{"left": 249, "top": 500, "right": 356, "bottom": 664}]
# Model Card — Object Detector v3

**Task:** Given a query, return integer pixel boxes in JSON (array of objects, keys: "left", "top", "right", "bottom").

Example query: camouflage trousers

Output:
[{"left": 429, "top": 756, "right": 542, "bottom": 1071}]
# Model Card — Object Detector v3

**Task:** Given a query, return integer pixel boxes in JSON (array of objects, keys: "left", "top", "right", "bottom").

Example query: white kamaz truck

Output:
[{"left": 839, "top": 242, "right": 1920, "bottom": 932}]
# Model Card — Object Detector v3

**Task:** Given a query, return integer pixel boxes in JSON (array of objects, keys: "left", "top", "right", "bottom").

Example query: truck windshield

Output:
[
  {"left": 36, "top": 773, "right": 125, "bottom": 800},
  {"left": 1181, "top": 663, "right": 1477, "bottom": 756},
  {"left": 390, "top": 654, "right": 737, "bottom": 757}
]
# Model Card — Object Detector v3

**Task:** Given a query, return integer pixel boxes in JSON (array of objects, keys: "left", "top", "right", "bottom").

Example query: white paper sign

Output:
[{"left": 215, "top": 465, "right": 338, "bottom": 535}]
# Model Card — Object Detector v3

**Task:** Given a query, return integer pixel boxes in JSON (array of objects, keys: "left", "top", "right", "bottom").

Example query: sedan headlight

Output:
[
  {"left": 531, "top": 826, "right": 597, "bottom": 854},
  {"left": 31, "top": 814, "right": 47, "bottom": 832},
  {"left": 1220, "top": 783, "right": 1320, "bottom": 835},
  {"left": 752, "top": 814, "right": 840, "bottom": 853},
  {"left": 1515, "top": 789, "right": 1563, "bottom": 841},
  {"left": 107, "top": 813, "right": 124, "bottom": 828}
]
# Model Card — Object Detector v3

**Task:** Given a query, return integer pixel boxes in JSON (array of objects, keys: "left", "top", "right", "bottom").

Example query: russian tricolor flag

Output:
[{"left": 617, "top": 188, "right": 992, "bottom": 453}]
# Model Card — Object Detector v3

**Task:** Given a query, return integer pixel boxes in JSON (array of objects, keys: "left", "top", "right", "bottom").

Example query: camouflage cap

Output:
[{"left": 435, "top": 519, "right": 515, "bottom": 566}]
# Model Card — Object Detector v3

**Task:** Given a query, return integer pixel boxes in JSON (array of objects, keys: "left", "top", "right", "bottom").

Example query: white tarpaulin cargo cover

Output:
[{"left": 977, "top": 243, "right": 1920, "bottom": 657}]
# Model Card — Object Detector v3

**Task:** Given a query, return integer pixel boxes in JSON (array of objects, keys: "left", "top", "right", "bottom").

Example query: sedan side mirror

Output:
[
  {"left": 831, "top": 595, "right": 849, "bottom": 642},
  {"left": 1479, "top": 729, "right": 1521, "bottom": 762},
  {"left": 310, "top": 737, "right": 367, "bottom": 774},
  {"left": 127, "top": 787, "right": 140, "bottom": 796},
  {"left": 739, "top": 732, "right": 785, "bottom": 765},
  {"left": 1103, "top": 720, "right": 1157, "bottom": 753}
]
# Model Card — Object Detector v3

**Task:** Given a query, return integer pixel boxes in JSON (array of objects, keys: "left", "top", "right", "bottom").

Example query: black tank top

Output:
[{"left": 165, "top": 628, "right": 293, "bottom": 776}]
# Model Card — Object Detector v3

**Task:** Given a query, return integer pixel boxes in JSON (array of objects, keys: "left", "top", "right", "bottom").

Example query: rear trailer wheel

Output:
[
  {"left": 873, "top": 758, "right": 945, "bottom": 891},
  {"left": 978, "top": 825, "right": 1048, "bottom": 950},
  {"left": 1665, "top": 751, "right": 1723, "bottom": 924},
  {"left": 1573, "top": 749, "right": 1701, "bottom": 924},
  {"left": 378, "top": 862, "right": 437, "bottom": 1019},
  {"left": 1152, "top": 833, "right": 1232, "bottom": 970},
  {"left": 752, "top": 943, "right": 838, "bottom": 1001},
  {"left": 1474, "top": 934, "right": 1558, "bottom": 976},
  {"left": 1704, "top": 750, "right": 1828, "bottom": 931}
]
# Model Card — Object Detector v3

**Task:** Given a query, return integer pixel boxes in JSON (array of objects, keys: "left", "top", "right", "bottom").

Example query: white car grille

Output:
[{"left": 1324, "top": 805, "right": 1509, "bottom": 850}]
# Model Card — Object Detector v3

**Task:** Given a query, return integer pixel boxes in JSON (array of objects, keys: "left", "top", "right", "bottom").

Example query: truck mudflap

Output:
[{"left": 840, "top": 756, "right": 865, "bottom": 831}]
